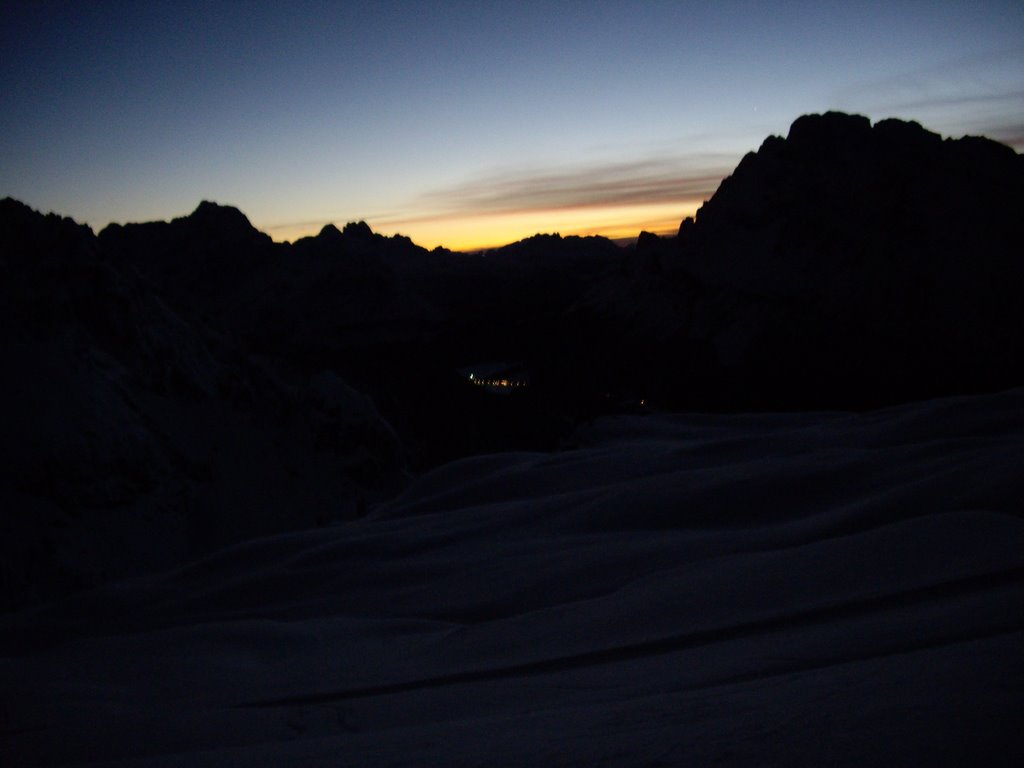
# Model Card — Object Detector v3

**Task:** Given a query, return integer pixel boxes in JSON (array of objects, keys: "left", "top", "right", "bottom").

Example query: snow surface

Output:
[{"left": 2, "top": 389, "right": 1023, "bottom": 766}]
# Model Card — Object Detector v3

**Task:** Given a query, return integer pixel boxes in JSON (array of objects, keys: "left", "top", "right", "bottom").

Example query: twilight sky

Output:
[{"left": 2, "top": 1, "right": 1022, "bottom": 249}]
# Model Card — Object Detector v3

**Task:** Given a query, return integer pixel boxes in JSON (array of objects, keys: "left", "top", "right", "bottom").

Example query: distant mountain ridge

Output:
[{"left": 6, "top": 111, "right": 1022, "bottom": 414}]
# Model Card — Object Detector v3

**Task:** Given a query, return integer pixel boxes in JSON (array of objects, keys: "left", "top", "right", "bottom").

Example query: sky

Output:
[{"left": 2, "top": 1, "right": 1022, "bottom": 250}]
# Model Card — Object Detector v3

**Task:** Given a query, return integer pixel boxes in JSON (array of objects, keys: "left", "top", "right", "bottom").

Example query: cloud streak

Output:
[
  {"left": 832, "top": 47, "right": 1024, "bottom": 147},
  {"left": 259, "top": 151, "right": 737, "bottom": 247},
  {"left": 373, "top": 153, "right": 734, "bottom": 229}
]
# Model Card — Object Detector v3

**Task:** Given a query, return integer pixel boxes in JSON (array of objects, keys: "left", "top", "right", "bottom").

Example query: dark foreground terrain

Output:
[
  {"left": 3, "top": 388, "right": 1023, "bottom": 765},
  {"left": 2, "top": 112, "right": 1022, "bottom": 764}
]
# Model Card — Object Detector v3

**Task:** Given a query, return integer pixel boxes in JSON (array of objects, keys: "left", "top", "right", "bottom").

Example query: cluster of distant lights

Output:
[
  {"left": 467, "top": 373, "right": 651, "bottom": 409},
  {"left": 468, "top": 373, "right": 528, "bottom": 389}
]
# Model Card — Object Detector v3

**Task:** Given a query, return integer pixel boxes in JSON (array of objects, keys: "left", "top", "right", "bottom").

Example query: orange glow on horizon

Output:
[{"left": 264, "top": 200, "right": 703, "bottom": 251}]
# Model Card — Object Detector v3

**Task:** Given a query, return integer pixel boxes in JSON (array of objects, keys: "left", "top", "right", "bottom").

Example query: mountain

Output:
[
  {"left": 2, "top": 113, "right": 1023, "bottom": 765},
  {"left": 87, "top": 115, "right": 1024, "bottom": 416},
  {"left": 564, "top": 112, "right": 1024, "bottom": 408},
  {"left": 2, "top": 112, "right": 1022, "bottom": 607},
  {"left": 1, "top": 199, "right": 407, "bottom": 610},
  {"left": 682, "top": 112, "right": 1024, "bottom": 402}
]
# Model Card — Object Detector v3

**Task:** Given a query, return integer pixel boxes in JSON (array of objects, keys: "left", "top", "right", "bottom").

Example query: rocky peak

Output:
[
  {"left": 785, "top": 110, "right": 872, "bottom": 151},
  {"left": 1, "top": 197, "right": 96, "bottom": 263},
  {"left": 316, "top": 223, "right": 343, "bottom": 241},
  {"left": 184, "top": 200, "right": 263, "bottom": 242},
  {"left": 341, "top": 220, "right": 375, "bottom": 241},
  {"left": 685, "top": 111, "right": 1022, "bottom": 244}
]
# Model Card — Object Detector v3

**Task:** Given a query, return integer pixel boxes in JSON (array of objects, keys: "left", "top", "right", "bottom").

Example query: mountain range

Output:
[
  {"left": 3, "top": 111, "right": 1022, "bottom": 609},
  {"left": 2, "top": 112, "right": 1023, "bottom": 766}
]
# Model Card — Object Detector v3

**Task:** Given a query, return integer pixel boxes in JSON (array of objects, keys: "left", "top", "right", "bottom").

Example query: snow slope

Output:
[{"left": 3, "top": 389, "right": 1023, "bottom": 766}]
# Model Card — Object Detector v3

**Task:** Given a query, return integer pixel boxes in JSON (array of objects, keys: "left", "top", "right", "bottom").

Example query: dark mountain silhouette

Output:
[
  {"left": 3, "top": 116, "right": 1024, "bottom": 765},
  {"left": 563, "top": 111, "right": 1024, "bottom": 408},
  {"left": 681, "top": 112, "right": 1024, "bottom": 405},
  {"left": 1, "top": 199, "right": 406, "bottom": 610},
  {"left": 2, "top": 112, "right": 1022, "bottom": 608},
  {"left": 98, "top": 201, "right": 276, "bottom": 321}
]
